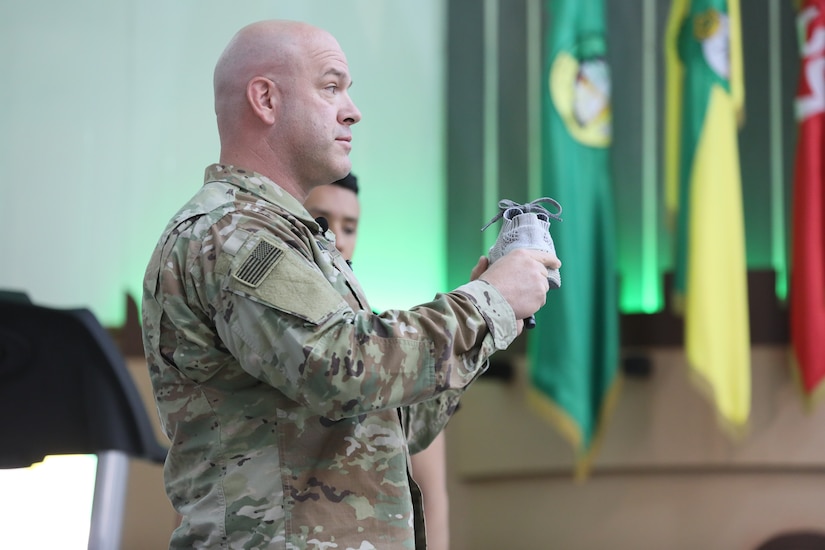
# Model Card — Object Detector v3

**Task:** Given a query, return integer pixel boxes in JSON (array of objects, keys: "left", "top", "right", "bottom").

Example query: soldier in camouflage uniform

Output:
[
  {"left": 305, "top": 174, "right": 451, "bottom": 550},
  {"left": 141, "top": 19, "right": 560, "bottom": 550}
]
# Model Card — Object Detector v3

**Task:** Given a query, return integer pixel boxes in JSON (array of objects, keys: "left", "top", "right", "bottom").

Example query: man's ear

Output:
[{"left": 247, "top": 77, "right": 277, "bottom": 124}]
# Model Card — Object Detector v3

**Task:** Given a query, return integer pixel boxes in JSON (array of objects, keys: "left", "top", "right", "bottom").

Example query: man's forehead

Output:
[{"left": 309, "top": 47, "right": 349, "bottom": 70}]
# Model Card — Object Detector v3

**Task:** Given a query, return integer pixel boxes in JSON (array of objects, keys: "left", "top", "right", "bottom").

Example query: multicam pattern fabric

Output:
[{"left": 142, "top": 164, "right": 518, "bottom": 549}]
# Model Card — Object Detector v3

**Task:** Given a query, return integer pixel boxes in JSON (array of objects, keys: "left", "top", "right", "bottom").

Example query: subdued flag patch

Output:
[{"left": 234, "top": 239, "right": 283, "bottom": 287}]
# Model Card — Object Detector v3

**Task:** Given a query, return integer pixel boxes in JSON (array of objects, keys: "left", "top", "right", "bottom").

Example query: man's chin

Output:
[{"left": 334, "top": 160, "right": 352, "bottom": 179}]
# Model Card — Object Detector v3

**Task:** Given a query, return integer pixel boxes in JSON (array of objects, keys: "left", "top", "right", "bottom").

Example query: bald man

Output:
[{"left": 142, "top": 20, "right": 560, "bottom": 549}]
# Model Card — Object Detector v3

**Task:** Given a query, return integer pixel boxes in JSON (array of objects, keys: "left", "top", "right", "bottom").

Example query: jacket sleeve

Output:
[
  {"left": 402, "top": 392, "right": 462, "bottom": 455},
  {"left": 213, "top": 230, "right": 517, "bottom": 420}
]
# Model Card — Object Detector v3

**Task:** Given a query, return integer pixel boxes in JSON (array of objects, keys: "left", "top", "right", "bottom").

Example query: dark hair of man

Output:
[{"left": 331, "top": 173, "right": 359, "bottom": 195}]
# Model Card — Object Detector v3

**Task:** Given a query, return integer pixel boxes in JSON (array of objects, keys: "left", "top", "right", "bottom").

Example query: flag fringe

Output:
[
  {"left": 670, "top": 290, "right": 685, "bottom": 316},
  {"left": 527, "top": 373, "right": 623, "bottom": 481},
  {"left": 685, "top": 363, "right": 749, "bottom": 441},
  {"left": 788, "top": 350, "right": 825, "bottom": 412}
]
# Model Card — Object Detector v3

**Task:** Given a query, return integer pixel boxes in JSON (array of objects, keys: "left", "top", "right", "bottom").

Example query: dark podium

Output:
[{"left": 0, "top": 292, "right": 167, "bottom": 549}]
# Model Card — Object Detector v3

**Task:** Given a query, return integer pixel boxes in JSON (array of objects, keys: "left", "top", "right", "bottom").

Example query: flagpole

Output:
[
  {"left": 483, "top": 0, "right": 500, "bottom": 251},
  {"left": 769, "top": 0, "right": 788, "bottom": 301},
  {"left": 527, "top": 0, "right": 542, "bottom": 201},
  {"left": 641, "top": 0, "right": 661, "bottom": 312}
]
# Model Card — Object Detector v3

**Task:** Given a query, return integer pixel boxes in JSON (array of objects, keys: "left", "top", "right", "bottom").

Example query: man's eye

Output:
[{"left": 326, "top": 85, "right": 338, "bottom": 94}]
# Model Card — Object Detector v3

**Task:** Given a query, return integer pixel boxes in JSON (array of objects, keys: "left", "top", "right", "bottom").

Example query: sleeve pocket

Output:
[{"left": 227, "top": 234, "right": 348, "bottom": 324}]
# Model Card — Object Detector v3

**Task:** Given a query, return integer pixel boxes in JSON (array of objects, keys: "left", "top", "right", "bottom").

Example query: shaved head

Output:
[
  {"left": 214, "top": 21, "right": 312, "bottom": 115},
  {"left": 212, "top": 20, "right": 360, "bottom": 197}
]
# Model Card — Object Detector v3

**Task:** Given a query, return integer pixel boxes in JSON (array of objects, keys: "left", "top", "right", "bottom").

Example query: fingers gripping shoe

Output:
[{"left": 481, "top": 197, "right": 563, "bottom": 289}]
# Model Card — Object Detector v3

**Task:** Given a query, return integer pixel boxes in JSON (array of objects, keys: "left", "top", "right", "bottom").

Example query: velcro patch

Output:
[
  {"left": 227, "top": 234, "right": 348, "bottom": 325},
  {"left": 233, "top": 239, "right": 283, "bottom": 287}
]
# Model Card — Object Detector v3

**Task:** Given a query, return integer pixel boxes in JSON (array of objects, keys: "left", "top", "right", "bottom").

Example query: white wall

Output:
[{"left": 0, "top": 0, "right": 447, "bottom": 325}]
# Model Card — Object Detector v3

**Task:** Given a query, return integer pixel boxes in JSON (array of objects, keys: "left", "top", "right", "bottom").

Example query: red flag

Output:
[{"left": 791, "top": 0, "right": 825, "bottom": 400}]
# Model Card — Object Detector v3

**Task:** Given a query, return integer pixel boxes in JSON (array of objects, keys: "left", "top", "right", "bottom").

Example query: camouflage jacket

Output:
[{"left": 141, "top": 164, "right": 518, "bottom": 549}]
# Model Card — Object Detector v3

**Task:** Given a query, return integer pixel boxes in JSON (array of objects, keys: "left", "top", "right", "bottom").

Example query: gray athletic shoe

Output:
[{"left": 481, "top": 197, "right": 563, "bottom": 289}]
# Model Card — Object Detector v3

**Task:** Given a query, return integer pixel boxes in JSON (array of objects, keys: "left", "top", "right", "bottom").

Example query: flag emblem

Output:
[
  {"left": 233, "top": 239, "right": 284, "bottom": 288},
  {"left": 549, "top": 51, "right": 611, "bottom": 147},
  {"left": 694, "top": 10, "right": 731, "bottom": 79}
]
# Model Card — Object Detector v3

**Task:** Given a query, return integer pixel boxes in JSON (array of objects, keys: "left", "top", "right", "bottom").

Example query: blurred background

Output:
[
  {"left": 2, "top": 0, "right": 824, "bottom": 549},
  {"left": 0, "top": 0, "right": 447, "bottom": 321}
]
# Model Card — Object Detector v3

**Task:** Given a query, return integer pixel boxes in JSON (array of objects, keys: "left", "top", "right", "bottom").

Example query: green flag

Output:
[{"left": 528, "top": 0, "right": 621, "bottom": 479}]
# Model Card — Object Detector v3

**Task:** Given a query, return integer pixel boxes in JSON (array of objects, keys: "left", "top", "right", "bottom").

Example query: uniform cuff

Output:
[{"left": 453, "top": 279, "right": 518, "bottom": 350}]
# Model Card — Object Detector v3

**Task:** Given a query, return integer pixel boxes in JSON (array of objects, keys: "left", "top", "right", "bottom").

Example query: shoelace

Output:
[{"left": 480, "top": 197, "right": 563, "bottom": 232}]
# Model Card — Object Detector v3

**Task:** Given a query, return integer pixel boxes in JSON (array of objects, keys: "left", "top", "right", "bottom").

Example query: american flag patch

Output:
[{"left": 233, "top": 239, "right": 283, "bottom": 287}]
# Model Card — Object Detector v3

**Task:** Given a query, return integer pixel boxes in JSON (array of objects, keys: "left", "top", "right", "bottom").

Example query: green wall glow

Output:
[{"left": 1, "top": 0, "right": 798, "bottom": 327}]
